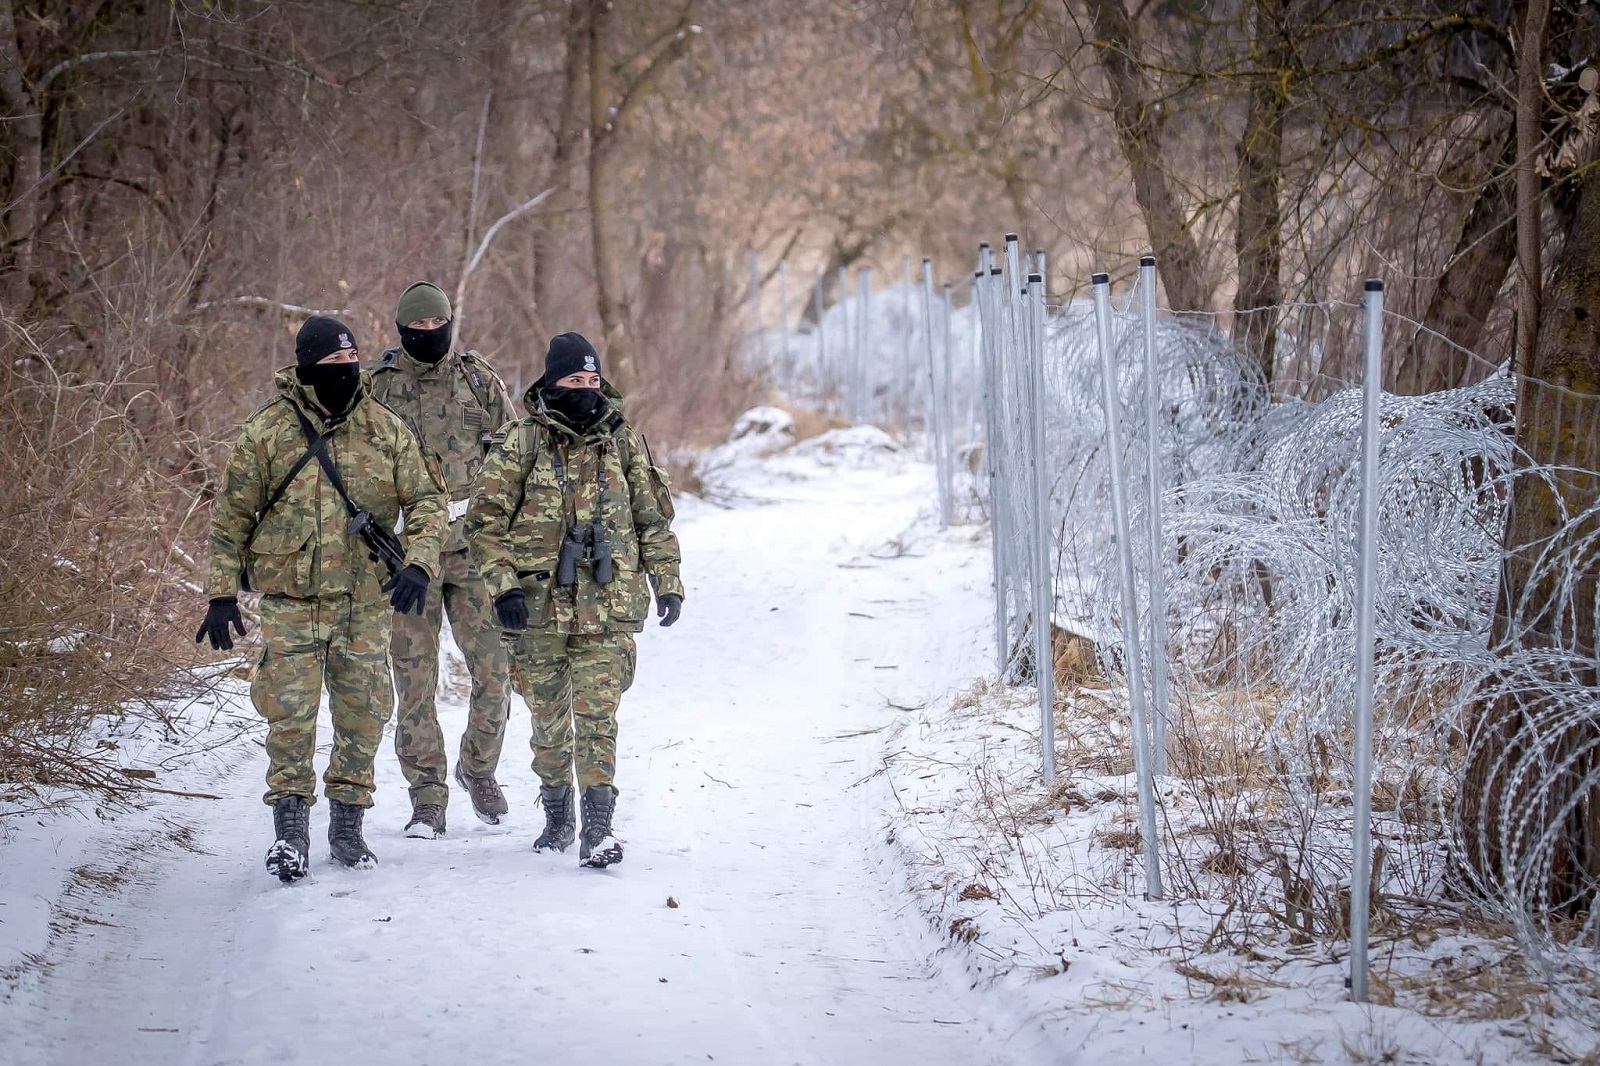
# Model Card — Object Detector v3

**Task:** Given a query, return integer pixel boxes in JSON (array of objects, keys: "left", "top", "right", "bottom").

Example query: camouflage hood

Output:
[{"left": 522, "top": 377, "right": 626, "bottom": 442}]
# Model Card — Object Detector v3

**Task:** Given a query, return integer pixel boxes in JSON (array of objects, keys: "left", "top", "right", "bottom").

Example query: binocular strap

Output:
[{"left": 550, "top": 432, "right": 610, "bottom": 530}]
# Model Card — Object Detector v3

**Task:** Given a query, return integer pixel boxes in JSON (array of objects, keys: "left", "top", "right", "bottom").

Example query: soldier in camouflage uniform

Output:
[
  {"left": 196, "top": 315, "right": 448, "bottom": 883},
  {"left": 368, "top": 282, "right": 518, "bottom": 838},
  {"left": 466, "top": 332, "right": 683, "bottom": 868}
]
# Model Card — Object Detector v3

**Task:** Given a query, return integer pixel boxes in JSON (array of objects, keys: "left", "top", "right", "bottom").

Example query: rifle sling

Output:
[
  {"left": 244, "top": 409, "right": 348, "bottom": 550},
  {"left": 289, "top": 405, "right": 361, "bottom": 519}
]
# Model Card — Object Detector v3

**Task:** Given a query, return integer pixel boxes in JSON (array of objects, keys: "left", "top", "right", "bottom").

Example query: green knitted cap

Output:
[{"left": 396, "top": 282, "right": 452, "bottom": 325}]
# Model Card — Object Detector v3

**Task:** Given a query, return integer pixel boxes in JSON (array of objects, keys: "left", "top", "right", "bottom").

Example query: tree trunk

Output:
[
  {"left": 1083, "top": 0, "right": 1211, "bottom": 313},
  {"left": 1515, "top": 0, "right": 1550, "bottom": 377},
  {"left": 1405, "top": 127, "right": 1518, "bottom": 394},
  {"left": 1231, "top": 0, "right": 1287, "bottom": 391},
  {"left": 586, "top": 0, "right": 634, "bottom": 388},
  {"left": 0, "top": 0, "right": 41, "bottom": 312},
  {"left": 531, "top": 0, "right": 589, "bottom": 339},
  {"left": 1459, "top": 133, "right": 1600, "bottom": 910}
]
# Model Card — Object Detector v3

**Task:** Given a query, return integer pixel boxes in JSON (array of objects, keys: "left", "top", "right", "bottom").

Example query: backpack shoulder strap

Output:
[
  {"left": 459, "top": 350, "right": 506, "bottom": 412},
  {"left": 507, "top": 418, "right": 549, "bottom": 527}
]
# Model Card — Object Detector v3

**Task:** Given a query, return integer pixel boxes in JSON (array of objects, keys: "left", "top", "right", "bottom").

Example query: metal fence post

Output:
[
  {"left": 1138, "top": 256, "right": 1173, "bottom": 776},
  {"left": 857, "top": 267, "right": 874, "bottom": 424},
  {"left": 1350, "top": 279, "right": 1383, "bottom": 1002},
  {"left": 749, "top": 250, "right": 761, "bottom": 340},
  {"left": 1092, "top": 271, "right": 1164, "bottom": 901},
  {"left": 923, "top": 258, "right": 953, "bottom": 529},
  {"left": 778, "top": 258, "right": 791, "bottom": 387},
  {"left": 814, "top": 268, "right": 827, "bottom": 402},
  {"left": 903, "top": 254, "right": 916, "bottom": 432},
  {"left": 976, "top": 248, "right": 1010, "bottom": 672},
  {"left": 838, "top": 265, "right": 851, "bottom": 417},
  {"left": 934, "top": 278, "right": 947, "bottom": 499},
  {"left": 1026, "top": 272, "right": 1056, "bottom": 782}
]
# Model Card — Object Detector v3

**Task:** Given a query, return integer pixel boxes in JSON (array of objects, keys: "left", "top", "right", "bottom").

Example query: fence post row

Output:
[
  {"left": 1349, "top": 278, "right": 1383, "bottom": 1003},
  {"left": 764, "top": 253, "right": 1412, "bottom": 941},
  {"left": 1091, "top": 271, "right": 1165, "bottom": 901}
]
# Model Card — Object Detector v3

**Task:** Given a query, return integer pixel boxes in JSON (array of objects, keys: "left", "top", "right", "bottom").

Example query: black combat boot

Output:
[
  {"left": 328, "top": 799, "right": 377, "bottom": 869},
  {"left": 578, "top": 785, "right": 622, "bottom": 869},
  {"left": 265, "top": 795, "right": 311, "bottom": 884},
  {"left": 533, "top": 784, "right": 576, "bottom": 853}
]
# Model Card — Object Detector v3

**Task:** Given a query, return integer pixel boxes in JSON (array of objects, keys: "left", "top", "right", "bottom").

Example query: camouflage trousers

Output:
[
  {"left": 253, "top": 594, "right": 393, "bottom": 808},
  {"left": 390, "top": 546, "right": 511, "bottom": 809},
  {"left": 507, "top": 629, "right": 636, "bottom": 790}
]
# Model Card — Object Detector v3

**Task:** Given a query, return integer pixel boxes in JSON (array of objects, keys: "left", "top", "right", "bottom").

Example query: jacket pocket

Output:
[
  {"left": 509, "top": 468, "right": 564, "bottom": 561},
  {"left": 604, "top": 566, "right": 650, "bottom": 625},
  {"left": 646, "top": 463, "right": 676, "bottom": 521},
  {"left": 517, "top": 569, "right": 556, "bottom": 627},
  {"left": 247, "top": 511, "right": 315, "bottom": 597}
]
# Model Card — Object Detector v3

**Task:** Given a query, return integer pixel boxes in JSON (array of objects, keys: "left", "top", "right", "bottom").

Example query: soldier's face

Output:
[
  {"left": 319, "top": 348, "right": 359, "bottom": 365},
  {"left": 406, "top": 316, "right": 449, "bottom": 330},
  {"left": 554, "top": 371, "right": 601, "bottom": 389}
]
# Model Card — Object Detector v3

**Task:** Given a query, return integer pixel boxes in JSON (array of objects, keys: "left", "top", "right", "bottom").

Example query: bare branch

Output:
[
  {"left": 190, "top": 296, "right": 352, "bottom": 316},
  {"left": 454, "top": 187, "right": 557, "bottom": 330},
  {"left": 38, "top": 49, "right": 166, "bottom": 92}
]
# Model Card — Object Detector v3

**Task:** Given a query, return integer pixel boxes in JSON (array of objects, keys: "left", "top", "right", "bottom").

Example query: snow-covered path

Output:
[{"left": 12, "top": 446, "right": 1019, "bottom": 1066}]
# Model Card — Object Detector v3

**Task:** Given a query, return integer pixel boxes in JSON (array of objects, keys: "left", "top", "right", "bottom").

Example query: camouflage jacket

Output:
[
  {"left": 466, "top": 381, "right": 683, "bottom": 635},
  {"left": 367, "top": 347, "right": 516, "bottom": 555},
  {"left": 204, "top": 369, "right": 449, "bottom": 602}
]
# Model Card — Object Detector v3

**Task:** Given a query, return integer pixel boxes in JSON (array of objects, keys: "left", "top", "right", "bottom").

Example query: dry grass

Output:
[
  {"left": 788, "top": 405, "right": 851, "bottom": 443},
  {"left": 0, "top": 317, "right": 211, "bottom": 809}
]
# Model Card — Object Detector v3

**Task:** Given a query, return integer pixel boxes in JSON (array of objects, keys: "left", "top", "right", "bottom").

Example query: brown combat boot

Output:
[
  {"left": 403, "top": 802, "right": 446, "bottom": 839},
  {"left": 454, "top": 763, "right": 509, "bottom": 825}
]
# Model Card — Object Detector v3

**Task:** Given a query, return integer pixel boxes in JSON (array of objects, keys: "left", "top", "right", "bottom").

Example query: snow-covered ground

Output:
[
  {"left": 882, "top": 686, "right": 1600, "bottom": 1065},
  {"left": 0, "top": 425, "right": 1058, "bottom": 1066},
  {"left": 8, "top": 417, "right": 1593, "bottom": 1065}
]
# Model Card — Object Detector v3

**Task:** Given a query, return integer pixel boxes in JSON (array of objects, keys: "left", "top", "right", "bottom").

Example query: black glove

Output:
[
  {"left": 656, "top": 593, "right": 682, "bottom": 628},
  {"left": 194, "top": 597, "right": 247, "bottom": 651},
  {"left": 383, "top": 564, "right": 430, "bottom": 616},
  {"left": 495, "top": 589, "right": 528, "bottom": 631}
]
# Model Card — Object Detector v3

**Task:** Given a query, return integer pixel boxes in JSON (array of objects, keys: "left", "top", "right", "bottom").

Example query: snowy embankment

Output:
[
  {"left": 0, "top": 416, "right": 1063, "bottom": 1066},
  {"left": 881, "top": 679, "right": 1600, "bottom": 1064}
]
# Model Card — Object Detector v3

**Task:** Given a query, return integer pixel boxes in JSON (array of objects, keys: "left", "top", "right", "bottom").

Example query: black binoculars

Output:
[{"left": 556, "top": 521, "right": 614, "bottom": 587}]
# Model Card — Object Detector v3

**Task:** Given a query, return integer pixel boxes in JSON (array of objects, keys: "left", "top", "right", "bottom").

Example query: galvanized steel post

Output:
[
  {"left": 1350, "top": 279, "right": 1383, "bottom": 1003},
  {"left": 1138, "top": 256, "right": 1173, "bottom": 776},
  {"left": 1026, "top": 273, "right": 1056, "bottom": 782},
  {"left": 1092, "top": 272, "right": 1164, "bottom": 900}
]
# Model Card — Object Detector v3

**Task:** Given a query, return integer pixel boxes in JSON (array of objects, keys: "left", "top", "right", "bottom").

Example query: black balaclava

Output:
[
  {"left": 543, "top": 384, "right": 607, "bottom": 429},
  {"left": 295, "top": 315, "right": 362, "bottom": 415},
  {"left": 398, "top": 321, "right": 453, "bottom": 364},
  {"left": 396, "top": 281, "right": 454, "bottom": 365},
  {"left": 540, "top": 332, "right": 606, "bottom": 430}
]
